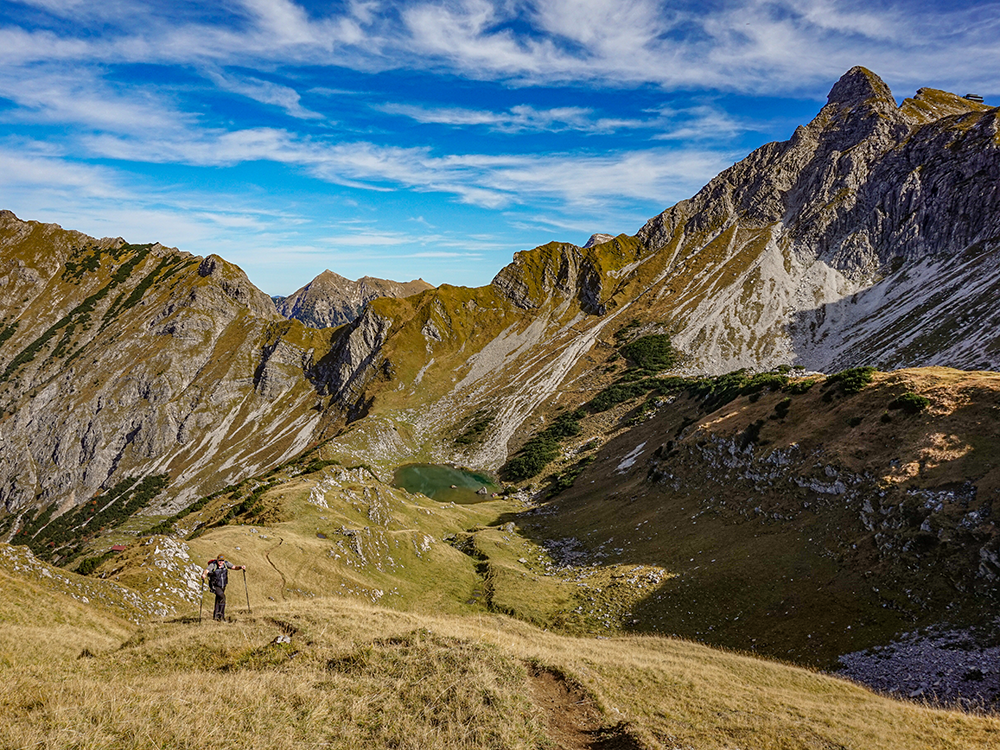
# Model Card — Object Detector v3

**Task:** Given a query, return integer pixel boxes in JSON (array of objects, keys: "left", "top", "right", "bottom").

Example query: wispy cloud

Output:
[
  {"left": 205, "top": 70, "right": 324, "bottom": 120},
  {"left": 3, "top": 0, "right": 999, "bottom": 94},
  {"left": 378, "top": 102, "right": 653, "bottom": 134},
  {"left": 79, "top": 119, "right": 733, "bottom": 209},
  {"left": 0, "top": 146, "right": 119, "bottom": 196},
  {"left": 0, "top": 65, "right": 193, "bottom": 136}
]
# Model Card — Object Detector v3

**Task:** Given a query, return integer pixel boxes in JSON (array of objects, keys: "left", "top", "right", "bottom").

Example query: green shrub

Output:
[
  {"left": 589, "top": 381, "right": 653, "bottom": 412},
  {"left": 742, "top": 372, "right": 788, "bottom": 395},
  {"left": 0, "top": 320, "right": 18, "bottom": 350},
  {"left": 613, "top": 319, "right": 641, "bottom": 344},
  {"left": 685, "top": 370, "right": 749, "bottom": 411},
  {"left": 547, "top": 456, "right": 596, "bottom": 495},
  {"left": 784, "top": 378, "right": 817, "bottom": 395},
  {"left": 503, "top": 440, "right": 559, "bottom": 482},
  {"left": 888, "top": 392, "right": 930, "bottom": 414},
  {"left": 619, "top": 334, "right": 676, "bottom": 371},
  {"left": 77, "top": 550, "right": 116, "bottom": 576},
  {"left": 455, "top": 413, "right": 494, "bottom": 445},
  {"left": 501, "top": 411, "right": 584, "bottom": 481},
  {"left": 302, "top": 459, "right": 340, "bottom": 474},
  {"left": 15, "top": 474, "right": 168, "bottom": 563},
  {"left": 224, "top": 481, "right": 280, "bottom": 523},
  {"left": 826, "top": 366, "right": 877, "bottom": 394}
]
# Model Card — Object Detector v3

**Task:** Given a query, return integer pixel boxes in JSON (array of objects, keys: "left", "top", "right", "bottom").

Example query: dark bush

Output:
[
  {"left": 888, "top": 392, "right": 930, "bottom": 414},
  {"left": 501, "top": 410, "right": 584, "bottom": 481},
  {"left": 784, "top": 377, "right": 817, "bottom": 395},
  {"left": 619, "top": 334, "right": 676, "bottom": 371},
  {"left": 773, "top": 397, "right": 792, "bottom": 419},
  {"left": 742, "top": 372, "right": 788, "bottom": 395},
  {"left": 455, "top": 413, "right": 494, "bottom": 445},
  {"left": 589, "top": 381, "right": 653, "bottom": 412},
  {"left": 826, "top": 366, "right": 877, "bottom": 394},
  {"left": 738, "top": 419, "right": 765, "bottom": 450}
]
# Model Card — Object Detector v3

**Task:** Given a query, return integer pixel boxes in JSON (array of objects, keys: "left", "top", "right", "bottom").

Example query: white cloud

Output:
[
  {"left": 322, "top": 232, "right": 412, "bottom": 246},
  {"left": 3, "top": 1, "right": 1000, "bottom": 96},
  {"left": 0, "top": 64, "right": 194, "bottom": 137},
  {"left": 0, "top": 147, "right": 119, "bottom": 196},
  {"left": 377, "top": 102, "right": 652, "bottom": 134},
  {"left": 205, "top": 70, "right": 323, "bottom": 120}
]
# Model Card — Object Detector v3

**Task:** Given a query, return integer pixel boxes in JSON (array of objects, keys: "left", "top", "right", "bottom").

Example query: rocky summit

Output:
[
  {"left": 273, "top": 270, "right": 434, "bottom": 328},
  {"left": 2, "top": 68, "right": 1000, "bottom": 727}
]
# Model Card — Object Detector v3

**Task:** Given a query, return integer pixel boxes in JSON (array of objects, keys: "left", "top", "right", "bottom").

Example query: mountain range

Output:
[{"left": 2, "top": 67, "right": 1000, "bottom": 735}]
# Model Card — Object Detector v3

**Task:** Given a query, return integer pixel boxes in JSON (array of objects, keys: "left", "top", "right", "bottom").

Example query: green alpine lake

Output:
[{"left": 392, "top": 463, "right": 499, "bottom": 504}]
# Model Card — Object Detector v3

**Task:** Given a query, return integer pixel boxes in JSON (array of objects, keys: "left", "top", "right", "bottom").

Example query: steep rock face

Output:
[
  {"left": 632, "top": 67, "right": 1000, "bottom": 373},
  {"left": 275, "top": 269, "right": 433, "bottom": 328},
  {"left": 306, "top": 305, "right": 394, "bottom": 416},
  {"left": 491, "top": 241, "right": 610, "bottom": 315},
  {"left": 0, "top": 213, "right": 338, "bottom": 516}
]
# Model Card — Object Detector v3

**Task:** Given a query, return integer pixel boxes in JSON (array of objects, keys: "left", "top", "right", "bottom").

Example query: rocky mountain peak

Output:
[
  {"left": 275, "top": 270, "right": 433, "bottom": 328},
  {"left": 582, "top": 233, "right": 615, "bottom": 249},
  {"left": 196, "top": 253, "right": 280, "bottom": 319},
  {"left": 314, "top": 269, "right": 350, "bottom": 284},
  {"left": 825, "top": 66, "right": 896, "bottom": 110}
]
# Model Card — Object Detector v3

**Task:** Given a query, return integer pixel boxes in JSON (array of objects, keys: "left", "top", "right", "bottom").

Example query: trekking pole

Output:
[
  {"left": 198, "top": 584, "right": 205, "bottom": 624},
  {"left": 243, "top": 568, "right": 251, "bottom": 615}
]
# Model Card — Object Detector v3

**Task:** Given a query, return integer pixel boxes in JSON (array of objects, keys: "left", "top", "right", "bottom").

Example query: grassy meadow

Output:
[{"left": 3, "top": 593, "right": 999, "bottom": 750}]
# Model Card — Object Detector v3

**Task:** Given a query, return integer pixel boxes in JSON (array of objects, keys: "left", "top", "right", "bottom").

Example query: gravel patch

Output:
[{"left": 837, "top": 624, "right": 1000, "bottom": 711}]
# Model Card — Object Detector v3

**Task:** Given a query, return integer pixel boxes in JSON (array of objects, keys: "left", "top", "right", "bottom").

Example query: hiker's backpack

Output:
[{"left": 207, "top": 559, "right": 229, "bottom": 589}]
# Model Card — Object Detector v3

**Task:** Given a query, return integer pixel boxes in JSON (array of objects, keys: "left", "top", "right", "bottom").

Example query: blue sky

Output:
[{"left": 0, "top": 1, "right": 996, "bottom": 295}]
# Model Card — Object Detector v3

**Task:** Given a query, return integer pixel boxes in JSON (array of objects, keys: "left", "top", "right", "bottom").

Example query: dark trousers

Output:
[{"left": 211, "top": 585, "right": 227, "bottom": 620}]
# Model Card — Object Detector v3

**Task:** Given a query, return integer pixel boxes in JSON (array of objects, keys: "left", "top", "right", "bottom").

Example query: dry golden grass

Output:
[{"left": 2, "top": 595, "right": 999, "bottom": 750}]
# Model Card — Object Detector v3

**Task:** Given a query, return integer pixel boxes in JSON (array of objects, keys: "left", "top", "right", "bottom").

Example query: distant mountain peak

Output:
[
  {"left": 582, "top": 233, "right": 615, "bottom": 249},
  {"left": 275, "top": 271, "right": 434, "bottom": 328}
]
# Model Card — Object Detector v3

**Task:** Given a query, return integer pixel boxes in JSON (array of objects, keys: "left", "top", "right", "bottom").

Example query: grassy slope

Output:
[
  {"left": 2, "top": 594, "right": 999, "bottom": 749},
  {"left": 516, "top": 368, "right": 1000, "bottom": 667}
]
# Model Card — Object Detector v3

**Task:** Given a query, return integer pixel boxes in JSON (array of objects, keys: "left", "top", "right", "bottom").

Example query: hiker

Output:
[{"left": 202, "top": 553, "right": 246, "bottom": 621}]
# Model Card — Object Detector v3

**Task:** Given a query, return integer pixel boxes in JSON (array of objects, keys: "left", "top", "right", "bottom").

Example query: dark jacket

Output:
[{"left": 206, "top": 559, "right": 235, "bottom": 589}]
